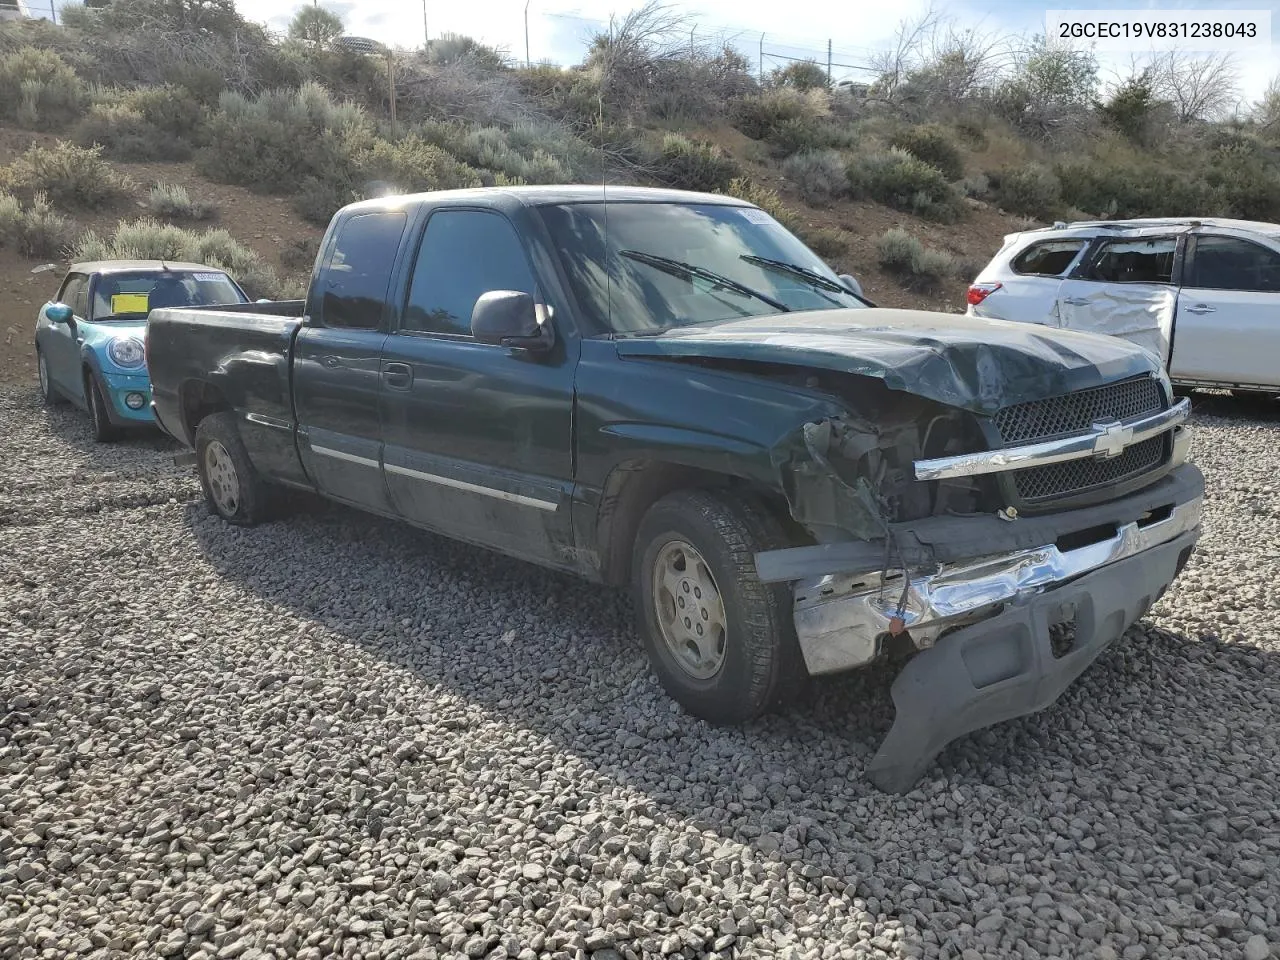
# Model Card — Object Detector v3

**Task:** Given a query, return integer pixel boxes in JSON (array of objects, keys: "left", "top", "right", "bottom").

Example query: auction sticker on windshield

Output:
[
  {"left": 192, "top": 273, "right": 224, "bottom": 282},
  {"left": 740, "top": 209, "right": 775, "bottom": 225}
]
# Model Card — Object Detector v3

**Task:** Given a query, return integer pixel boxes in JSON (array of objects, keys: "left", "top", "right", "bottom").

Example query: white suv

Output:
[{"left": 967, "top": 217, "right": 1280, "bottom": 394}]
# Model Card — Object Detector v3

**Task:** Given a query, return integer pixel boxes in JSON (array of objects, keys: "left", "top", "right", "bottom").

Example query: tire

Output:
[
  {"left": 194, "top": 412, "right": 272, "bottom": 526},
  {"left": 632, "top": 489, "right": 807, "bottom": 725},
  {"left": 86, "top": 371, "right": 120, "bottom": 443},
  {"left": 37, "top": 349, "right": 63, "bottom": 405}
]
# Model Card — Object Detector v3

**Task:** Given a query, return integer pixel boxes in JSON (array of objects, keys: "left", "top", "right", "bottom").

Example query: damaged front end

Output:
[{"left": 760, "top": 378, "right": 1202, "bottom": 792}]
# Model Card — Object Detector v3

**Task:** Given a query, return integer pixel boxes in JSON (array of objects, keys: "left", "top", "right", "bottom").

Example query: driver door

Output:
[{"left": 42, "top": 272, "right": 90, "bottom": 400}]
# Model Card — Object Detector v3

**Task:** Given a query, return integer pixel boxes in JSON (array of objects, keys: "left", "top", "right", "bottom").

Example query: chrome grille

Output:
[
  {"left": 993, "top": 376, "right": 1164, "bottom": 444},
  {"left": 1012, "top": 435, "right": 1166, "bottom": 503}
]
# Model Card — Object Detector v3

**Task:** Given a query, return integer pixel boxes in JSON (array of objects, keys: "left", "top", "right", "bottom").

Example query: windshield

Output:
[
  {"left": 537, "top": 201, "right": 867, "bottom": 336},
  {"left": 91, "top": 270, "right": 246, "bottom": 321}
]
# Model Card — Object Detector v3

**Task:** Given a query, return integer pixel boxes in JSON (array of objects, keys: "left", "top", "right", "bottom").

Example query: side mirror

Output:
[
  {"left": 838, "top": 273, "right": 864, "bottom": 298},
  {"left": 46, "top": 302, "right": 73, "bottom": 324},
  {"left": 471, "top": 290, "right": 554, "bottom": 352}
]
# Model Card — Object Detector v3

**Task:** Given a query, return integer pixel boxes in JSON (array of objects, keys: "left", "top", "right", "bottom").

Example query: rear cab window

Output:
[
  {"left": 1011, "top": 239, "right": 1086, "bottom": 277},
  {"left": 317, "top": 210, "right": 409, "bottom": 329},
  {"left": 1085, "top": 237, "right": 1177, "bottom": 284}
]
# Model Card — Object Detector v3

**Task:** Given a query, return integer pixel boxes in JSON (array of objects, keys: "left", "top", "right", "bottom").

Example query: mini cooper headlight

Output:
[{"left": 108, "top": 337, "right": 145, "bottom": 369}]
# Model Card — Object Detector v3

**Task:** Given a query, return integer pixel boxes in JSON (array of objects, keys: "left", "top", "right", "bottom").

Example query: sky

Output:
[{"left": 27, "top": 0, "right": 1280, "bottom": 101}]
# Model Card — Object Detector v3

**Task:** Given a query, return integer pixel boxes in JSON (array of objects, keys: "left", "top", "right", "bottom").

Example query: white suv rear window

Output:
[{"left": 1011, "top": 240, "right": 1086, "bottom": 277}]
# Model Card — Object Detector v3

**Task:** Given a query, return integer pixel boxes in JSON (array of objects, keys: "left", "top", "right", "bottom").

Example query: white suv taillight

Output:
[{"left": 967, "top": 282, "right": 1002, "bottom": 307}]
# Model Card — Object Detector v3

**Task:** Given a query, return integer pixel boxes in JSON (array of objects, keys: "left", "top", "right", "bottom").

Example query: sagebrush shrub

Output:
[
  {"left": 847, "top": 148, "right": 963, "bottom": 222},
  {"left": 876, "top": 227, "right": 956, "bottom": 291},
  {"left": 0, "top": 48, "right": 88, "bottom": 130},
  {"left": 995, "top": 164, "right": 1060, "bottom": 219},
  {"left": 0, "top": 193, "right": 21, "bottom": 249},
  {"left": 800, "top": 227, "right": 847, "bottom": 260},
  {"left": 74, "top": 103, "right": 191, "bottom": 161},
  {"left": 3, "top": 141, "right": 131, "bottom": 209},
  {"left": 198, "top": 83, "right": 371, "bottom": 194},
  {"left": 783, "top": 150, "right": 848, "bottom": 203},
  {"left": 1055, "top": 160, "right": 1218, "bottom": 218},
  {"left": 131, "top": 85, "right": 205, "bottom": 138},
  {"left": 17, "top": 192, "right": 73, "bottom": 259},
  {"left": 659, "top": 134, "right": 739, "bottom": 192},
  {"left": 887, "top": 125, "right": 965, "bottom": 181},
  {"left": 149, "top": 183, "right": 216, "bottom": 220}
]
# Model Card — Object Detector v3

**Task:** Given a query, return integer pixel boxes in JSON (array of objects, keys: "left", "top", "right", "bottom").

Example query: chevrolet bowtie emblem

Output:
[{"left": 1092, "top": 419, "right": 1133, "bottom": 459}]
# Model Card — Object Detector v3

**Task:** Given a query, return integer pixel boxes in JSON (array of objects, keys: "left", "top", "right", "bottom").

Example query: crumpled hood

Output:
[{"left": 613, "top": 308, "right": 1161, "bottom": 414}]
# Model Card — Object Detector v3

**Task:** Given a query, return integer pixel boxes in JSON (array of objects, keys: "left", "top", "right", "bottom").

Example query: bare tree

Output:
[
  {"left": 867, "top": 4, "right": 944, "bottom": 100},
  {"left": 1253, "top": 74, "right": 1280, "bottom": 133},
  {"left": 1148, "top": 51, "right": 1240, "bottom": 123}
]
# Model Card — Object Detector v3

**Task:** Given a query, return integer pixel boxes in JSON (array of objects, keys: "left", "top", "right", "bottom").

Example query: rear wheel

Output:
[
  {"left": 195, "top": 412, "right": 272, "bottom": 526},
  {"left": 632, "top": 489, "right": 807, "bottom": 724},
  {"left": 86, "top": 372, "right": 119, "bottom": 443},
  {"left": 37, "top": 350, "right": 63, "bottom": 406}
]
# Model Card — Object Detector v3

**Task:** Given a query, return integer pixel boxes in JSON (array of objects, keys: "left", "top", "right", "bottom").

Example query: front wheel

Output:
[
  {"left": 86, "top": 372, "right": 119, "bottom": 443},
  {"left": 194, "top": 412, "right": 272, "bottom": 526},
  {"left": 632, "top": 489, "right": 807, "bottom": 724},
  {"left": 37, "top": 350, "right": 63, "bottom": 406}
]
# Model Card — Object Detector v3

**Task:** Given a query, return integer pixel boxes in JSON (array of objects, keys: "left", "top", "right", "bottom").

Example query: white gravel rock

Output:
[{"left": 1, "top": 388, "right": 1278, "bottom": 960}]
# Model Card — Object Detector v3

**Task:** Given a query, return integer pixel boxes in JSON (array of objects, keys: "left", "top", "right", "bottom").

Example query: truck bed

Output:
[{"left": 146, "top": 303, "right": 308, "bottom": 485}]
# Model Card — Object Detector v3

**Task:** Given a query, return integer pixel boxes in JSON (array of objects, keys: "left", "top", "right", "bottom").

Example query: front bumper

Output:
[
  {"left": 101, "top": 371, "right": 155, "bottom": 426},
  {"left": 865, "top": 525, "right": 1198, "bottom": 793},
  {"left": 755, "top": 461, "right": 1204, "bottom": 793}
]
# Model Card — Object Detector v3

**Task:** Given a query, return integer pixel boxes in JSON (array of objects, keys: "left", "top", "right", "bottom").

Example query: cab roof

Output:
[{"left": 341, "top": 184, "right": 751, "bottom": 216}]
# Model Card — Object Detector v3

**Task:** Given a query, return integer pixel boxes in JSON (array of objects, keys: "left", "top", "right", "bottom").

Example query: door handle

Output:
[
  {"left": 1185, "top": 303, "right": 1216, "bottom": 315},
  {"left": 382, "top": 362, "right": 413, "bottom": 389},
  {"left": 321, "top": 355, "right": 342, "bottom": 368},
  {"left": 1062, "top": 297, "right": 1091, "bottom": 306}
]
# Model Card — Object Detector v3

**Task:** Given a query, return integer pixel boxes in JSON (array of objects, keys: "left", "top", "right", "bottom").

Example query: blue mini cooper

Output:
[{"left": 35, "top": 261, "right": 250, "bottom": 441}]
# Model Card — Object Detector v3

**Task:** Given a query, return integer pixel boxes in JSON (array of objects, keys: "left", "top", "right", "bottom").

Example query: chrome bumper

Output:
[
  {"left": 793, "top": 493, "right": 1202, "bottom": 676},
  {"left": 913, "top": 397, "right": 1192, "bottom": 481}
]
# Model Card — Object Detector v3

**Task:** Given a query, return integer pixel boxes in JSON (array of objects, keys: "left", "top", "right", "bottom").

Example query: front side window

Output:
[
  {"left": 1087, "top": 237, "right": 1177, "bottom": 285},
  {"left": 538, "top": 201, "right": 867, "bottom": 336},
  {"left": 1187, "top": 236, "right": 1280, "bottom": 292},
  {"left": 59, "top": 274, "right": 89, "bottom": 319},
  {"left": 90, "top": 271, "right": 246, "bottom": 320},
  {"left": 1012, "top": 239, "right": 1085, "bottom": 277},
  {"left": 402, "top": 210, "right": 537, "bottom": 337},
  {"left": 321, "top": 211, "right": 409, "bottom": 329}
]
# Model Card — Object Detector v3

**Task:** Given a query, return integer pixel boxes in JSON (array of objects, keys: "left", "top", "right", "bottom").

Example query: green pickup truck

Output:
[{"left": 144, "top": 186, "right": 1203, "bottom": 791}]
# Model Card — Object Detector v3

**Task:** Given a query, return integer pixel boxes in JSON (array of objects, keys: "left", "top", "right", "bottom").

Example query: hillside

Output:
[{"left": 3, "top": 0, "right": 1278, "bottom": 392}]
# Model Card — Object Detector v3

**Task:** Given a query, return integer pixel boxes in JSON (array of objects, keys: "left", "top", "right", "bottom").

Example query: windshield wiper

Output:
[
  {"left": 619, "top": 250, "right": 790, "bottom": 312},
  {"left": 739, "top": 255, "right": 854, "bottom": 296}
]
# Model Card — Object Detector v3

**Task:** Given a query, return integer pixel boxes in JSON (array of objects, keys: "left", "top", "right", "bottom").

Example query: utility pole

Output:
[
  {"left": 524, "top": 0, "right": 530, "bottom": 68},
  {"left": 422, "top": 0, "right": 428, "bottom": 51},
  {"left": 758, "top": 33, "right": 764, "bottom": 83},
  {"left": 827, "top": 39, "right": 832, "bottom": 85}
]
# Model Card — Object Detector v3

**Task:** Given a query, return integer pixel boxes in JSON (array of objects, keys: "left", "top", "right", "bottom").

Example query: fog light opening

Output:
[{"left": 125, "top": 392, "right": 146, "bottom": 410}]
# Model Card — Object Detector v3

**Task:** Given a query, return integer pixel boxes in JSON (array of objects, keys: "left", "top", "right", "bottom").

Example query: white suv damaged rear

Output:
[{"left": 968, "top": 217, "right": 1280, "bottom": 395}]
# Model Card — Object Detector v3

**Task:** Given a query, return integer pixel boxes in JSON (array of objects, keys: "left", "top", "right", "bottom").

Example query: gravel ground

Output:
[{"left": 2, "top": 386, "right": 1278, "bottom": 960}]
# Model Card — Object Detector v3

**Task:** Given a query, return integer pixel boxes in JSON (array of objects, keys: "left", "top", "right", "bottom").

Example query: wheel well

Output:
[
  {"left": 180, "top": 380, "right": 231, "bottom": 442},
  {"left": 595, "top": 459, "right": 802, "bottom": 586}
]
